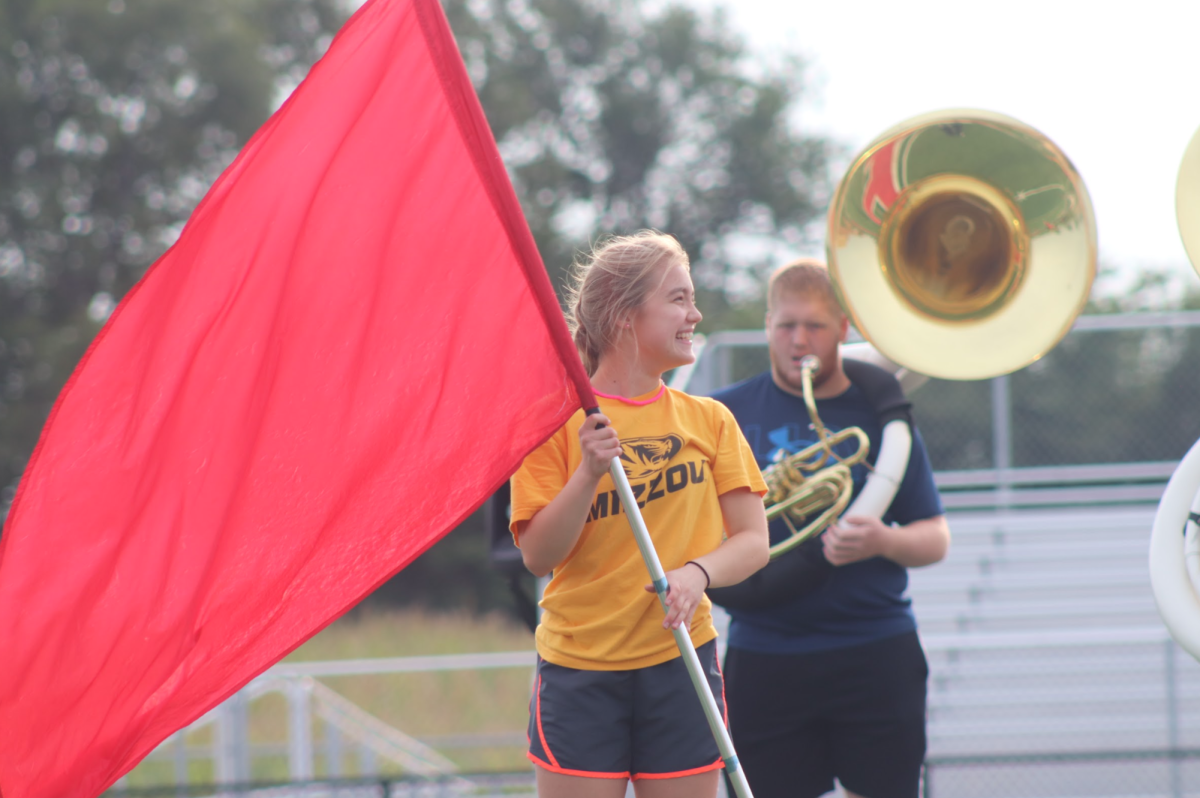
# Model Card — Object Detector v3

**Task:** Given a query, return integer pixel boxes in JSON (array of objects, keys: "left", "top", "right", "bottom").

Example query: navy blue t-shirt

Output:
[{"left": 711, "top": 370, "right": 943, "bottom": 654}]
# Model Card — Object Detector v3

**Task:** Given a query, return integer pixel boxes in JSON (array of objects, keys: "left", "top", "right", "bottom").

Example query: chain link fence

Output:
[
  {"left": 921, "top": 314, "right": 1200, "bottom": 472},
  {"left": 923, "top": 751, "right": 1200, "bottom": 798}
]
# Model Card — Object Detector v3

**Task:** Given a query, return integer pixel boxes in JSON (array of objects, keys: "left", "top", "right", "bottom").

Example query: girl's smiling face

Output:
[{"left": 627, "top": 259, "right": 703, "bottom": 375}]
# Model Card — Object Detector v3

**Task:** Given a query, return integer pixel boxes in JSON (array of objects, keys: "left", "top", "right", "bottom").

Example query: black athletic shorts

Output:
[
  {"left": 527, "top": 639, "right": 726, "bottom": 780},
  {"left": 724, "top": 631, "right": 928, "bottom": 798}
]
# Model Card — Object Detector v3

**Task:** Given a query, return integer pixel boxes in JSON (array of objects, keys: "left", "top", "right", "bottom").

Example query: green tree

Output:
[
  {"left": 441, "top": 0, "right": 836, "bottom": 299},
  {"left": 0, "top": 0, "right": 344, "bottom": 508}
]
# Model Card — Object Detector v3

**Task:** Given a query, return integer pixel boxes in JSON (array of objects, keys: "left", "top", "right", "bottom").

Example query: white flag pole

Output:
[{"left": 607, "top": 458, "right": 754, "bottom": 798}]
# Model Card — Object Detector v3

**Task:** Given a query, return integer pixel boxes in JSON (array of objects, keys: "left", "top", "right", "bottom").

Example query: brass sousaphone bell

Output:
[
  {"left": 828, "top": 109, "right": 1098, "bottom": 380},
  {"left": 759, "top": 110, "right": 1098, "bottom": 558},
  {"left": 1178, "top": 126, "right": 1200, "bottom": 272}
]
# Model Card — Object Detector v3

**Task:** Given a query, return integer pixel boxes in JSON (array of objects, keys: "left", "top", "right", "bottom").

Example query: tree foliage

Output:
[
  {"left": 0, "top": 0, "right": 344, "bottom": 506},
  {"left": 442, "top": 0, "right": 834, "bottom": 294}
]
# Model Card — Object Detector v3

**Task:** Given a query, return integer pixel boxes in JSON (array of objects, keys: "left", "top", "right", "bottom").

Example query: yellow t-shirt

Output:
[{"left": 510, "top": 385, "right": 767, "bottom": 671}]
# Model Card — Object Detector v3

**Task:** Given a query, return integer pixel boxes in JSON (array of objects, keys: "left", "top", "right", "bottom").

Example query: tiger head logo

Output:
[{"left": 619, "top": 435, "right": 683, "bottom": 482}]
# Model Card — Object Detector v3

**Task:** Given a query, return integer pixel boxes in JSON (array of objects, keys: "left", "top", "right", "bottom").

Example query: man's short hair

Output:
[{"left": 767, "top": 258, "right": 845, "bottom": 316}]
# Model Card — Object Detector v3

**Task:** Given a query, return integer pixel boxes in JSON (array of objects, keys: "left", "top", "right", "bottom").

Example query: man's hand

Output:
[
  {"left": 822, "top": 515, "right": 891, "bottom": 566},
  {"left": 823, "top": 514, "right": 951, "bottom": 568}
]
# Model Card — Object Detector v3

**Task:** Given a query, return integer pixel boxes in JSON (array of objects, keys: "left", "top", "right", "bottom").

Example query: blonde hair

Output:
[
  {"left": 566, "top": 231, "right": 690, "bottom": 376},
  {"left": 767, "top": 258, "right": 845, "bottom": 317}
]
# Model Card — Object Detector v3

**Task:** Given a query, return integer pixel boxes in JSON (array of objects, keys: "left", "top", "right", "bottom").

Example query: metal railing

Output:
[{"left": 110, "top": 651, "right": 536, "bottom": 791}]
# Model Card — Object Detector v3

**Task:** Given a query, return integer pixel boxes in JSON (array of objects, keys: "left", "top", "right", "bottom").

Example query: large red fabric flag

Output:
[{"left": 0, "top": 0, "right": 595, "bottom": 794}]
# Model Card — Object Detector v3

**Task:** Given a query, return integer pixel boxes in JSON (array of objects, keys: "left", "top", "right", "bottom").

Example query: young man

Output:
[{"left": 710, "top": 259, "right": 950, "bottom": 798}]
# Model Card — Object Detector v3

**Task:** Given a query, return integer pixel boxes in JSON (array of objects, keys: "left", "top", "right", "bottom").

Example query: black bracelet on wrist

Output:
[{"left": 686, "top": 560, "right": 711, "bottom": 590}]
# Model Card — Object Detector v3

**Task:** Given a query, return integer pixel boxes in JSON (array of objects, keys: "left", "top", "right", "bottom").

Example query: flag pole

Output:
[{"left": 606, "top": 456, "right": 754, "bottom": 798}]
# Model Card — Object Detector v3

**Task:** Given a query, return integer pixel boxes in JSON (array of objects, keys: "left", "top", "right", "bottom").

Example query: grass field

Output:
[{"left": 122, "top": 608, "right": 537, "bottom": 786}]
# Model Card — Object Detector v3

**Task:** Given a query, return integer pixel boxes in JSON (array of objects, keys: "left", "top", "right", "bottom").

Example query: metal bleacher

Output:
[
  {"left": 910, "top": 504, "right": 1200, "bottom": 795},
  {"left": 913, "top": 509, "right": 1161, "bottom": 637}
]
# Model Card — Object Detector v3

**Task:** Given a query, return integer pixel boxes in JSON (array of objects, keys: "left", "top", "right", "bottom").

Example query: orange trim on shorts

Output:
[
  {"left": 629, "top": 641, "right": 730, "bottom": 782},
  {"left": 527, "top": 751, "right": 631, "bottom": 779},
  {"left": 632, "top": 757, "right": 725, "bottom": 780},
  {"left": 533, "top": 674, "right": 561, "bottom": 769}
]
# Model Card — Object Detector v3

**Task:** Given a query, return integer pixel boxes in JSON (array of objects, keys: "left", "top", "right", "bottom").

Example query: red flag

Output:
[{"left": 0, "top": 0, "right": 594, "bottom": 794}]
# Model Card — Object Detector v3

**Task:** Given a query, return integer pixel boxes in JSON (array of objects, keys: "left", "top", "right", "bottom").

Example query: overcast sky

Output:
[{"left": 686, "top": 0, "right": 1200, "bottom": 297}]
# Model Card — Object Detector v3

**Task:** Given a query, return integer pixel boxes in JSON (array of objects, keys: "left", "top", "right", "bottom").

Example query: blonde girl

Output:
[{"left": 509, "top": 231, "right": 769, "bottom": 798}]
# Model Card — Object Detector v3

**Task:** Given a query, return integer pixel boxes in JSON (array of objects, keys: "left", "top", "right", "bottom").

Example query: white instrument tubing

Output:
[
  {"left": 1149, "top": 436, "right": 1200, "bottom": 661},
  {"left": 844, "top": 419, "right": 911, "bottom": 519}
]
